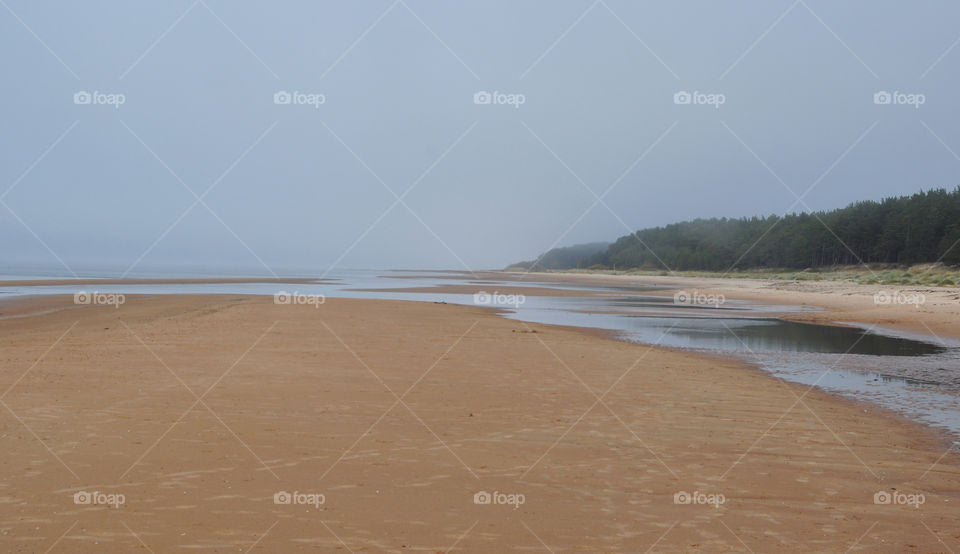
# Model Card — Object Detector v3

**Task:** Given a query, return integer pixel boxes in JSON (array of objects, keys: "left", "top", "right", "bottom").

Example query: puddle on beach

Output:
[
  {"left": 620, "top": 316, "right": 946, "bottom": 356},
  {"left": 1, "top": 269, "right": 958, "bottom": 445}
]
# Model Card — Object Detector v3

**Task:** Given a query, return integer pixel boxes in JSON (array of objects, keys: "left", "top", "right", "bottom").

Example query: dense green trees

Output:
[{"left": 528, "top": 188, "right": 960, "bottom": 271}]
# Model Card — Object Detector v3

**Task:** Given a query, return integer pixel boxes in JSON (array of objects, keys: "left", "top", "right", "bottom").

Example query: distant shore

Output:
[
  {"left": 0, "top": 276, "right": 332, "bottom": 287},
  {"left": 504, "top": 263, "right": 960, "bottom": 287}
]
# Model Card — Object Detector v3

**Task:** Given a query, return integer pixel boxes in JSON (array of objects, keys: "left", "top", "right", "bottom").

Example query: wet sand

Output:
[
  {"left": 349, "top": 284, "right": 608, "bottom": 297},
  {"left": 0, "top": 294, "right": 958, "bottom": 552},
  {"left": 505, "top": 271, "right": 960, "bottom": 340}
]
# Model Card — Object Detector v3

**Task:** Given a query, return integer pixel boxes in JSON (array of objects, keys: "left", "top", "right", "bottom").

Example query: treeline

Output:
[
  {"left": 509, "top": 242, "right": 608, "bottom": 271},
  {"left": 519, "top": 188, "right": 960, "bottom": 271}
]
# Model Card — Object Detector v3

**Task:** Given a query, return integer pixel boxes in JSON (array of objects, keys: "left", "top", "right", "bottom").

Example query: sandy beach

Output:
[
  {"left": 504, "top": 271, "right": 960, "bottom": 339},
  {"left": 0, "top": 288, "right": 958, "bottom": 552},
  {"left": 7, "top": 0, "right": 960, "bottom": 549}
]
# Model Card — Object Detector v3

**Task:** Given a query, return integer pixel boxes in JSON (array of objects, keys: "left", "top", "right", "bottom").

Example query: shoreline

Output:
[
  {"left": 5, "top": 270, "right": 955, "bottom": 340},
  {"left": 0, "top": 276, "right": 333, "bottom": 287},
  {"left": 358, "top": 272, "right": 960, "bottom": 451},
  {"left": 0, "top": 293, "right": 958, "bottom": 550},
  {"left": 496, "top": 270, "right": 960, "bottom": 340},
  {"left": 116, "top": 270, "right": 960, "bottom": 446}
]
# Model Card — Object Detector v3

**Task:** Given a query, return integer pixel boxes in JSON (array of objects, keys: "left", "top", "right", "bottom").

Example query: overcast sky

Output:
[{"left": 2, "top": 0, "right": 958, "bottom": 275}]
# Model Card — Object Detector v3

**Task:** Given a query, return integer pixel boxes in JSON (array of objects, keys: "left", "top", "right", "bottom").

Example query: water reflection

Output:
[{"left": 625, "top": 317, "right": 948, "bottom": 356}]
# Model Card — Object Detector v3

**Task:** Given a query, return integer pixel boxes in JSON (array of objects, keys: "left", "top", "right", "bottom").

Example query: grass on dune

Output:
[{"left": 548, "top": 264, "right": 960, "bottom": 287}]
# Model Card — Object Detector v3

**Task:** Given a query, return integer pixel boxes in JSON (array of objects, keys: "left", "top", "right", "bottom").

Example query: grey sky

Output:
[{"left": 2, "top": 1, "right": 958, "bottom": 275}]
